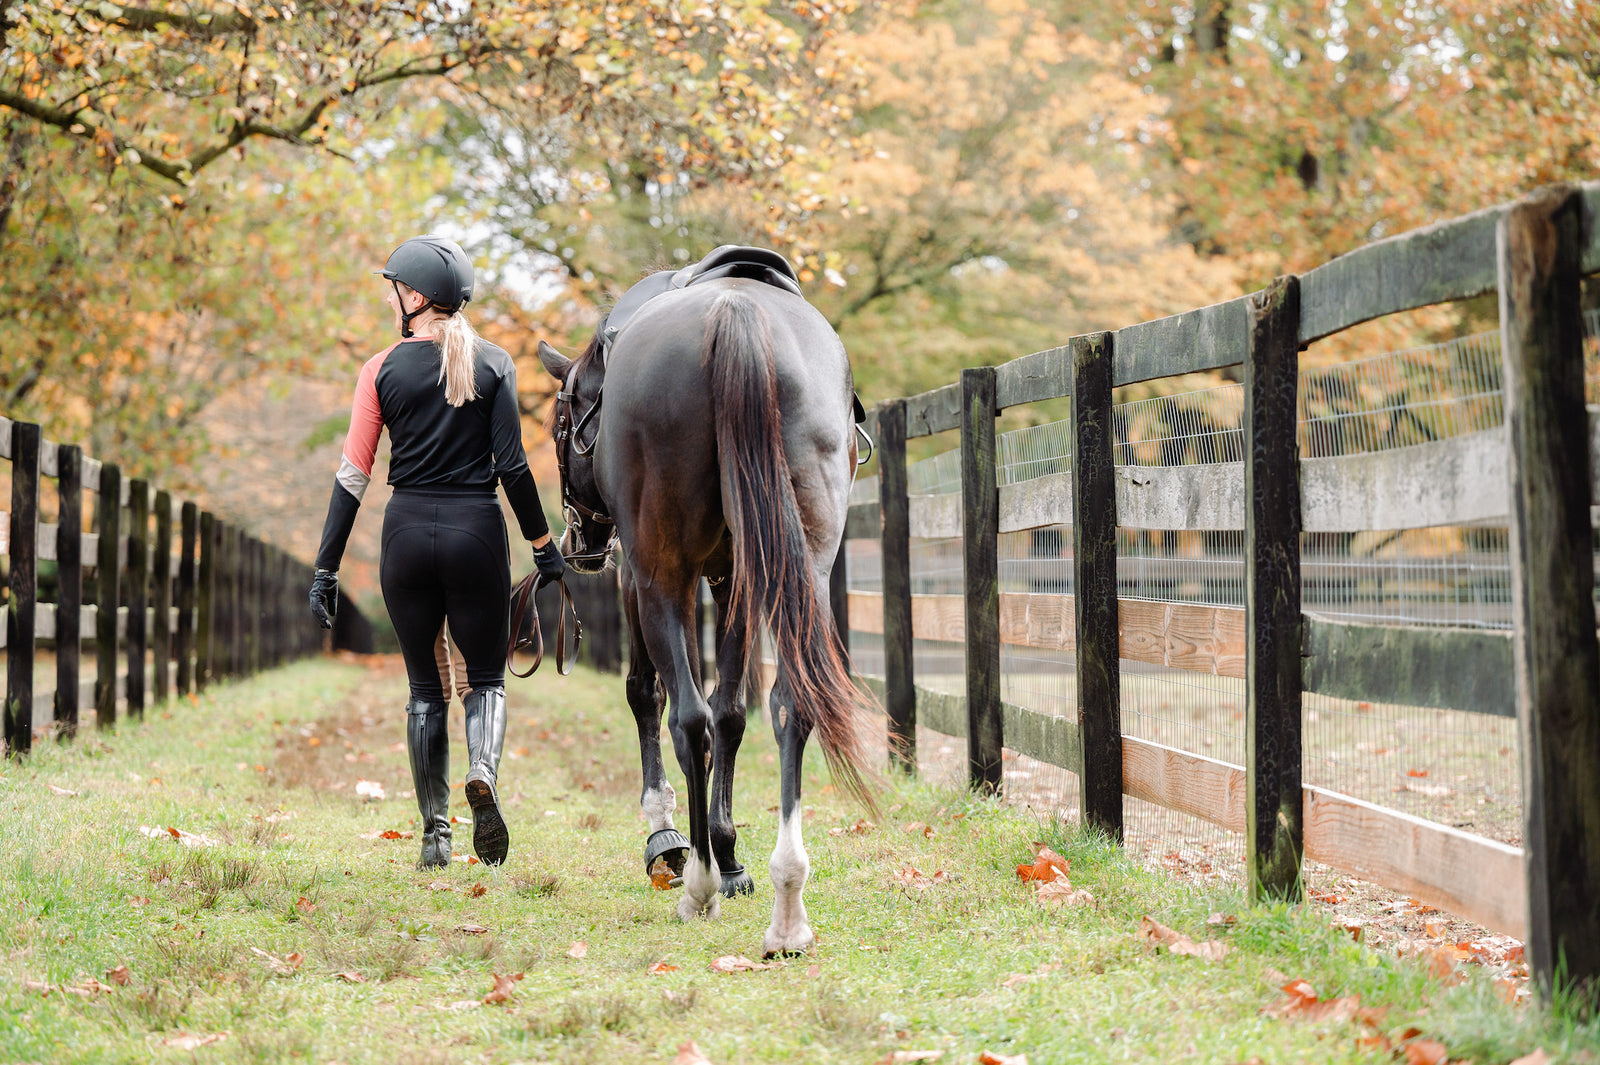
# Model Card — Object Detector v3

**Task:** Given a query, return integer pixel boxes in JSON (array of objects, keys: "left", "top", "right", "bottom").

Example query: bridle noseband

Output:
[{"left": 553, "top": 371, "right": 619, "bottom": 567}]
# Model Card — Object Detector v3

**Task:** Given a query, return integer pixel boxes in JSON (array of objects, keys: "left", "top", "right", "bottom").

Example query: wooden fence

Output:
[
  {"left": 1, "top": 417, "right": 359, "bottom": 753},
  {"left": 838, "top": 182, "right": 1600, "bottom": 997}
]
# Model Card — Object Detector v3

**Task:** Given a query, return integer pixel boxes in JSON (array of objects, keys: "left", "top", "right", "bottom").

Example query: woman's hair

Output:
[{"left": 433, "top": 307, "right": 480, "bottom": 407}]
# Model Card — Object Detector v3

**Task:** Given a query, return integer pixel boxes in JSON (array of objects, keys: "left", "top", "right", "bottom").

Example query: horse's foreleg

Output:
[
  {"left": 707, "top": 581, "right": 754, "bottom": 897},
  {"left": 638, "top": 584, "right": 721, "bottom": 920},
  {"left": 764, "top": 670, "right": 815, "bottom": 957}
]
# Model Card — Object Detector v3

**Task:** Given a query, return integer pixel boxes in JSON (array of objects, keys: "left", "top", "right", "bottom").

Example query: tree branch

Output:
[{"left": 74, "top": 1, "right": 257, "bottom": 37}]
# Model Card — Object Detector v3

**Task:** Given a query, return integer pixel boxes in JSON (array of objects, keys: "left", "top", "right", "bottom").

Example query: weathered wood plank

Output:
[
  {"left": 962, "top": 366, "right": 1003, "bottom": 794},
  {"left": 1118, "top": 599, "right": 1248, "bottom": 678},
  {"left": 878, "top": 401, "right": 915, "bottom": 770},
  {"left": 1304, "top": 786, "right": 1526, "bottom": 939},
  {"left": 5, "top": 422, "right": 40, "bottom": 754},
  {"left": 996, "top": 344, "right": 1073, "bottom": 409},
  {"left": 908, "top": 490, "right": 962, "bottom": 540},
  {"left": 1123, "top": 736, "right": 1247, "bottom": 833},
  {"left": 55, "top": 444, "right": 83, "bottom": 736},
  {"left": 1113, "top": 295, "right": 1252, "bottom": 386},
  {"left": 1072, "top": 332, "right": 1122, "bottom": 838},
  {"left": 905, "top": 382, "right": 963, "bottom": 440},
  {"left": 856, "top": 676, "right": 1079, "bottom": 771},
  {"left": 1302, "top": 616, "right": 1514, "bottom": 717},
  {"left": 1246, "top": 274, "right": 1305, "bottom": 902},
  {"left": 1499, "top": 184, "right": 1600, "bottom": 996}
]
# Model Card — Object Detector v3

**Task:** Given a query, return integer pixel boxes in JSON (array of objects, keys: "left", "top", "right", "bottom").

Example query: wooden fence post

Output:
[
  {"left": 878, "top": 399, "right": 915, "bottom": 772},
  {"left": 5, "top": 421, "right": 41, "bottom": 755},
  {"left": 1245, "top": 274, "right": 1304, "bottom": 903},
  {"left": 196, "top": 511, "right": 214, "bottom": 690},
  {"left": 247, "top": 536, "right": 262, "bottom": 675},
  {"left": 177, "top": 502, "right": 197, "bottom": 694},
  {"left": 55, "top": 444, "right": 83, "bottom": 736},
  {"left": 152, "top": 491, "right": 172, "bottom": 702},
  {"left": 95, "top": 463, "right": 122, "bottom": 729},
  {"left": 126, "top": 480, "right": 148, "bottom": 718},
  {"left": 830, "top": 539, "right": 849, "bottom": 660},
  {"left": 1498, "top": 183, "right": 1600, "bottom": 999},
  {"left": 1071, "top": 332, "right": 1123, "bottom": 839},
  {"left": 961, "top": 366, "right": 1003, "bottom": 795}
]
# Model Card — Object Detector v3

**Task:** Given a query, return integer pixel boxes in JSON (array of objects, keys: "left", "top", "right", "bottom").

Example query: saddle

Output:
[{"left": 601, "top": 245, "right": 865, "bottom": 424}]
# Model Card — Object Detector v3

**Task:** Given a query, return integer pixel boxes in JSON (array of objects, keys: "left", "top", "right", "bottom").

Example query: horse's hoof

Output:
[
  {"left": 644, "top": 828, "right": 689, "bottom": 880},
  {"left": 717, "top": 864, "right": 756, "bottom": 898},
  {"left": 761, "top": 924, "right": 815, "bottom": 958},
  {"left": 676, "top": 894, "right": 721, "bottom": 922}
]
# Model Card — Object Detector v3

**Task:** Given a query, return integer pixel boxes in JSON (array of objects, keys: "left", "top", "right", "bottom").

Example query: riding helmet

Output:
[{"left": 378, "top": 235, "right": 475, "bottom": 310}]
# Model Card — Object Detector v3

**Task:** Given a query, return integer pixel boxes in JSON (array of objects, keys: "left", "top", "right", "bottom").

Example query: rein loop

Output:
[{"left": 507, "top": 572, "right": 582, "bottom": 678}]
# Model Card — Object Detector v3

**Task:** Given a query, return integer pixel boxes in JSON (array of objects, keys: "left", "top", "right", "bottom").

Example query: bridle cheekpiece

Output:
[{"left": 552, "top": 371, "right": 618, "bottom": 567}]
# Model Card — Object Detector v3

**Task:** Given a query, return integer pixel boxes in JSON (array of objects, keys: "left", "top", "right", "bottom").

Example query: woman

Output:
[{"left": 308, "top": 234, "right": 566, "bottom": 868}]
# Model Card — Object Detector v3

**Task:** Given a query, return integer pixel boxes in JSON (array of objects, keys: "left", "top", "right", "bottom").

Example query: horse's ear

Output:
[{"left": 537, "top": 340, "right": 571, "bottom": 380}]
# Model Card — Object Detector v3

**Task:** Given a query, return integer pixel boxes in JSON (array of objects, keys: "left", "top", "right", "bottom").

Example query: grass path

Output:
[{"left": 1, "top": 656, "right": 1593, "bottom": 1064}]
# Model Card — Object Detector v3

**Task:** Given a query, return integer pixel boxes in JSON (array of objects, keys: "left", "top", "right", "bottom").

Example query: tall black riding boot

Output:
[
  {"left": 406, "top": 698, "right": 452, "bottom": 868},
  {"left": 463, "top": 687, "right": 509, "bottom": 865}
]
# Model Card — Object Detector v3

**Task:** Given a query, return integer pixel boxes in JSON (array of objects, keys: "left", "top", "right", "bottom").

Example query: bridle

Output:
[{"left": 552, "top": 367, "right": 619, "bottom": 567}]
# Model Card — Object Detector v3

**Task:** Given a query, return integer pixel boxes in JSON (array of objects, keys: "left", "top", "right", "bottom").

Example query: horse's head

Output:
[{"left": 539, "top": 333, "right": 616, "bottom": 574}]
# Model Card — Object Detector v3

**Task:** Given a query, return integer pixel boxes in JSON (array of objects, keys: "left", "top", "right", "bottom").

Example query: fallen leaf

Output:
[
  {"left": 1509, "top": 1050, "right": 1552, "bottom": 1065},
  {"left": 249, "top": 947, "right": 304, "bottom": 975},
  {"left": 567, "top": 941, "right": 588, "bottom": 959},
  {"left": 674, "top": 1041, "right": 714, "bottom": 1065},
  {"left": 1206, "top": 912, "right": 1237, "bottom": 926},
  {"left": 709, "top": 955, "right": 783, "bottom": 973},
  {"left": 902, "top": 822, "right": 935, "bottom": 838},
  {"left": 457, "top": 923, "right": 490, "bottom": 935},
  {"left": 1035, "top": 880, "right": 1095, "bottom": 908},
  {"left": 1402, "top": 781, "right": 1451, "bottom": 797},
  {"left": 482, "top": 971, "right": 523, "bottom": 1004},
  {"left": 158, "top": 1032, "right": 228, "bottom": 1050},
  {"left": 829, "top": 818, "right": 876, "bottom": 836},
  {"left": 105, "top": 965, "right": 131, "bottom": 986},
  {"left": 977, "top": 1052, "right": 1028, "bottom": 1065},
  {"left": 648, "top": 961, "right": 679, "bottom": 975},
  {"left": 46, "top": 783, "right": 78, "bottom": 796},
  {"left": 1405, "top": 1039, "right": 1449, "bottom": 1065},
  {"left": 333, "top": 971, "right": 366, "bottom": 983},
  {"left": 295, "top": 896, "right": 317, "bottom": 915},
  {"left": 378, "top": 830, "right": 413, "bottom": 840},
  {"left": 1138, "top": 916, "right": 1230, "bottom": 961},
  {"left": 806, "top": 964, "right": 821, "bottom": 977},
  {"left": 441, "top": 999, "right": 481, "bottom": 1012},
  {"left": 77, "top": 977, "right": 116, "bottom": 995},
  {"left": 1263, "top": 979, "right": 1361, "bottom": 1023},
  {"left": 649, "top": 856, "right": 676, "bottom": 891},
  {"left": 427, "top": 880, "right": 453, "bottom": 892},
  {"left": 880, "top": 1052, "right": 944, "bottom": 1063},
  {"left": 467, "top": 883, "right": 487, "bottom": 898}
]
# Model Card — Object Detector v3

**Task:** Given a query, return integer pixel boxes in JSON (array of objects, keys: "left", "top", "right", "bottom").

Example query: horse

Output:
[{"left": 537, "top": 275, "right": 873, "bottom": 956}]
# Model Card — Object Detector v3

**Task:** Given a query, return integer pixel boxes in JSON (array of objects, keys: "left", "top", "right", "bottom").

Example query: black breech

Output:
[{"left": 380, "top": 488, "right": 511, "bottom": 701}]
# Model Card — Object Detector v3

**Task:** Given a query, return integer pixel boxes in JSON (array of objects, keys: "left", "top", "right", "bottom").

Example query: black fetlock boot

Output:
[
  {"left": 406, "top": 698, "right": 452, "bottom": 868},
  {"left": 463, "top": 687, "right": 509, "bottom": 866}
]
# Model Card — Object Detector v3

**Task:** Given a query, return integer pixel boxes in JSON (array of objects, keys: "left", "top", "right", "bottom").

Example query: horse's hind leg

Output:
[
  {"left": 764, "top": 666, "right": 816, "bottom": 956},
  {"left": 707, "top": 578, "right": 754, "bottom": 897},
  {"left": 623, "top": 562, "right": 687, "bottom": 882},
  {"left": 637, "top": 580, "right": 722, "bottom": 920}
]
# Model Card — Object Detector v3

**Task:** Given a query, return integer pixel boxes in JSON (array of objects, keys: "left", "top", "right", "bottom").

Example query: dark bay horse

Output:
[{"left": 537, "top": 278, "right": 872, "bottom": 955}]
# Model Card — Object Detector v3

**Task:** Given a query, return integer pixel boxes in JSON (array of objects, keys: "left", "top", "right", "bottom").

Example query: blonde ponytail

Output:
[{"left": 435, "top": 310, "right": 480, "bottom": 407}]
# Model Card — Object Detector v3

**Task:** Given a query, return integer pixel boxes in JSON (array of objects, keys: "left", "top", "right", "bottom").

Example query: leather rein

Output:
[
  {"left": 552, "top": 376, "right": 619, "bottom": 569},
  {"left": 507, "top": 569, "right": 581, "bottom": 677}
]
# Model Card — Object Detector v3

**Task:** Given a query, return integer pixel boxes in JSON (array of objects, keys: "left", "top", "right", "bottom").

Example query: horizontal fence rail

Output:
[
  {"left": 838, "top": 181, "right": 1600, "bottom": 1000},
  {"left": 1, "top": 415, "right": 358, "bottom": 753}
]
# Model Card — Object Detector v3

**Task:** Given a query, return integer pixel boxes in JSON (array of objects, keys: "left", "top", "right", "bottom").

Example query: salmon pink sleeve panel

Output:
[{"left": 315, "top": 344, "right": 397, "bottom": 571}]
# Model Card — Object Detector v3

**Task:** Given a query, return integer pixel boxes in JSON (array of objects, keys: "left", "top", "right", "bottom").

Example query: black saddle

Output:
[{"left": 601, "top": 245, "right": 864, "bottom": 424}]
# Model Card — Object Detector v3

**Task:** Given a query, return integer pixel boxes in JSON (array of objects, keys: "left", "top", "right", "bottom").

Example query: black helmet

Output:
[{"left": 378, "top": 235, "right": 475, "bottom": 310}]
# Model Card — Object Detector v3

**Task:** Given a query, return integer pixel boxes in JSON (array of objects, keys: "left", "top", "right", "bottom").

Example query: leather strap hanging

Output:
[{"left": 506, "top": 572, "right": 582, "bottom": 678}]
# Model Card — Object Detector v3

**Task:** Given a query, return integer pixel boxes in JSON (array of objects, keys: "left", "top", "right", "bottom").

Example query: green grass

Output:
[{"left": 1, "top": 657, "right": 1594, "bottom": 1064}]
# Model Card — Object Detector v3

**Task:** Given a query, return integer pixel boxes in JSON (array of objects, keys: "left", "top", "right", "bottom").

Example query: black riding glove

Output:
[
  {"left": 309, "top": 568, "right": 339, "bottom": 629},
  {"left": 532, "top": 540, "right": 567, "bottom": 588}
]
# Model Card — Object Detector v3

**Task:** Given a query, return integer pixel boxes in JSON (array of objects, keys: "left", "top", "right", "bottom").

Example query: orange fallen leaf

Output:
[
  {"left": 1035, "top": 879, "right": 1094, "bottom": 909},
  {"left": 295, "top": 896, "right": 317, "bottom": 915},
  {"left": 159, "top": 1032, "right": 228, "bottom": 1050},
  {"left": 829, "top": 818, "right": 876, "bottom": 837},
  {"left": 709, "top": 955, "right": 783, "bottom": 973},
  {"left": 1263, "top": 979, "right": 1361, "bottom": 1023},
  {"left": 1138, "top": 916, "right": 1229, "bottom": 961},
  {"left": 1016, "top": 843, "right": 1070, "bottom": 882},
  {"left": 334, "top": 971, "right": 366, "bottom": 983},
  {"left": 457, "top": 923, "right": 490, "bottom": 935},
  {"left": 1405, "top": 1039, "right": 1449, "bottom": 1065},
  {"left": 567, "top": 941, "right": 588, "bottom": 959},
  {"left": 105, "top": 965, "right": 131, "bottom": 986},
  {"left": 482, "top": 971, "right": 523, "bottom": 1004},
  {"left": 674, "top": 1041, "right": 714, "bottom": 1065},
  {"left": 1206, "top": 912, "right": 1237, "bottom": 926},
  {"left": 467, "top": 883, "right": 487, "bottom": 898},
  {"left": 902, "top": 822, "right": 935, "bottom": 838},
  {"left": 977, "top": 1052, "right": 1028, "bottom": 1065},
  {"left": 647, "top": 961, "right": 678, "bottom": 975},
  {"left": 649, "top": 856, "right": 676, "bottom": 890},
  {"left": 378, "top": 830, "right": 411, "bottom": 840}
]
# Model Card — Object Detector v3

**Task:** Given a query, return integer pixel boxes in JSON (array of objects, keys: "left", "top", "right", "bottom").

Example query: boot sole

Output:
[{"left": 465, "top": 779, "right": 509, "bottom": 866}]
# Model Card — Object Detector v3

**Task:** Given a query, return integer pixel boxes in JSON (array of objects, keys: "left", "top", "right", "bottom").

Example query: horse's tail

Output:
[{"left": 703, "top": 290, "right": 875, "bottom": 810}]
